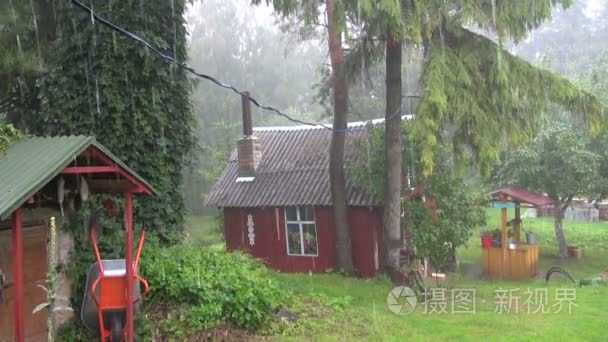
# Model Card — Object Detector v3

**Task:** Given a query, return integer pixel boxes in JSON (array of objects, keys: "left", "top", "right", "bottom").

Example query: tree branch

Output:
[{"left": 561, "top": 194, "right": 575, "bottom": 213}]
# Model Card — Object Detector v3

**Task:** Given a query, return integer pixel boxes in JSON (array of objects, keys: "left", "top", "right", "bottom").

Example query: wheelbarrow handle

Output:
[
  {"left": 89, "top": 229, "right": 104, "bottom": 274},
  {"left": 90, "top": 276, "right": 102, "bottom": 307},
  {"left": 133, "top": 274, "right": 149, "bottom": 305},
  {"left": 134, "top": 229, "right": 146, "bottom": 272}
]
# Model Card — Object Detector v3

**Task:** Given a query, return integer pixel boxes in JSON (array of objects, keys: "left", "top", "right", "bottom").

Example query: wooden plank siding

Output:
[
  {"left": 223, "top": 206, "right": 382, "bottom": 278},
  {"left": 482, "top": 245, "right": 539, "bottom": 280},
  {"left": 348, "top": 207, "right": 383, "bottom": 278},
  {"left": 0, "top": 224, "right": 48, "bottom": 341}
]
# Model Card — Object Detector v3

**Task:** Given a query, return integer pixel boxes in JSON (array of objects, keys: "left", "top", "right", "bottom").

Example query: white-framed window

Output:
[{"left": 285, "top": 206, "right": 318, "bottom": 256}]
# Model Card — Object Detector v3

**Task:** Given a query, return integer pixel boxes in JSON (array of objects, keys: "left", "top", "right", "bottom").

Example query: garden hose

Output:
[
  {"left": 407, "top": 269, "right": 427, "bottom": 302},
  {"left": 545, "top": 266, "right": 577, "bottom": 285},
  {"left": 410, "top": 270, "right": 425, "bottom": 295},
  {"left": 545, "top": 266, "right": 607, "bottom": 287}
]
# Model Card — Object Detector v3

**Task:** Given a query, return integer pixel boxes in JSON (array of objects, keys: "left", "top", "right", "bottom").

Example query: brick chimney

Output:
[{"left": 237, "top": 92, "right": 262, "bottom": 178}]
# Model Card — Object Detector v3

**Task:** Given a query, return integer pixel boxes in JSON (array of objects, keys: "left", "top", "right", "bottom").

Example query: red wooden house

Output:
[{"left": 206, "top": 102, "right": 385, "bottom": 277}]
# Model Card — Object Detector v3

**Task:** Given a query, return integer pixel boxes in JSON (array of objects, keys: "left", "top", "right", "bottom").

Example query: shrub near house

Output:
[{"left": 140, "top": 243, "right": 284, "bottom": 335}]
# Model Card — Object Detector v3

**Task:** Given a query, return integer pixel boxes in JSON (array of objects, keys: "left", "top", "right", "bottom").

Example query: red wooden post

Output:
[
  {"left": 124, "top": 192, "right": 134, "bottom": 342},
  {"left": 12, "top": 208, "right": 24, "bottom": 342},
  {"left": 501, "top": 207, "right": 508, "bottom": 279}
]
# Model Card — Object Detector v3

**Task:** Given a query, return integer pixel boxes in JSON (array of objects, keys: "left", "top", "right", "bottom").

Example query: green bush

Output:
[
  {"left": 141, "top": 244, "right": 284, "bottom": 331},
  {"left": 57, "top": 200, "right": 281, "bottom": 338}
]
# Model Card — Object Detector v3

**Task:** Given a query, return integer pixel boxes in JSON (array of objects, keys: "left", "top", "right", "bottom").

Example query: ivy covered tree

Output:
[
  {"left": 0, "top": 0, "right": 56, "bottom": 125},
  {"left": 22, "top": 1, "right": 195, "bottom": 235},
  {"left": 499, "top": 123, "right": 600, "bottom": 256}
]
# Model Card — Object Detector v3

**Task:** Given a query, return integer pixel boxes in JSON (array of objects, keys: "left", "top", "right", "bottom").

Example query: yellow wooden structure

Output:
[{"left": 483, "top": 188, "right": 552, "bottom": 280}]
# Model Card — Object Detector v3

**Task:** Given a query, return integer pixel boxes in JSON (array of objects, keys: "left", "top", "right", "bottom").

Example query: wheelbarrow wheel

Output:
[{"left": 110, "top": 315, "right": 123, "bottom": 342}]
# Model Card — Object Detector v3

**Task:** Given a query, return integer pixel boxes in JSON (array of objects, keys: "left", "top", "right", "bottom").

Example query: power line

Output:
[
  {"left": 70, "top": 0, "right": 409, "bottom": 133},
  {"left": 71, "top": 0, "right": 334, "bottom": 131}
]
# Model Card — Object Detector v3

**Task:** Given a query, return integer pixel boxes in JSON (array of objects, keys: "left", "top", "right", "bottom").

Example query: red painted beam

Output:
[
  {"left": 12, "top": 208, "right": 24, "bottom": 342},
  {"left": 124, "top": 192, "right": 135, "bottom": 342},
  {"left": 62, "top": 166, "right": 119, "bottom": 174},
  {"left": 90, "top": 148, "right": 153, "bottom": 196}
]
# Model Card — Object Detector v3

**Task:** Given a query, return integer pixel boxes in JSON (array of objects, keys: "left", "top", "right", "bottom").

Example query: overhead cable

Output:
[{"left": 71, "top": 0, "right": 409, "bottom": 133}]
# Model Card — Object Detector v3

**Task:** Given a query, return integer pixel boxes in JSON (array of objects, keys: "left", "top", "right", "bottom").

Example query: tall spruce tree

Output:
[
  {"left": 24, "top": 0, "right": 195, "bottom": 235},
  {"left": 349, "top": 0, "right": 605, "bottom": 170},
  {"left": 407, "top": 0, "right": 604, "bottom": 174},
  {"left": 336, "top": 0, "right": 424, "bottom": 282},
  {"left": 325, "top": 0, "right": 354, "bottom": 272},
  {"left": 256, "top": 0, "right": 604, "bottom": 278}
]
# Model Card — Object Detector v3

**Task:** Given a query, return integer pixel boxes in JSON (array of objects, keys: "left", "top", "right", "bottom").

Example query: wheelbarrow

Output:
[{"left": 81, "top": 219, "right": 149, "bottom": 341}]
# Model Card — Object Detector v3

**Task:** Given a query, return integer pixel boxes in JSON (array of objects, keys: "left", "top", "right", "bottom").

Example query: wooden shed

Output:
[
  {"left": 0, "top": 136, "right": 154, "bottom": 341},
  {"left": 206, "top": 117, "right": 384, "bottom": 278}
]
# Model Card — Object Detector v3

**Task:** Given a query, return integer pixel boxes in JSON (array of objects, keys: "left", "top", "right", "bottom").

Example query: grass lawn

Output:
[
  {"left": 460, "top": 208, "right": 608, "bottom": 278},
  {"left": 266, "top": 208, "right": 608, "bottom": 341},
  {"left": 271, "top": 273, "right": 607, "bottom": 341}
]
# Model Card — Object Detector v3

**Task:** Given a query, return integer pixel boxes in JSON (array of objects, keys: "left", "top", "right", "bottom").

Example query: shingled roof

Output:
[{"left": 205, "top": 121, "right": 382, "bottom": 208}]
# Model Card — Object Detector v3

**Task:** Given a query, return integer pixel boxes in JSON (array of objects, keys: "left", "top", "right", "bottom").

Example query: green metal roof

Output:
[{"left": 0, "top": 136, "right": 155, "bottom": 220}]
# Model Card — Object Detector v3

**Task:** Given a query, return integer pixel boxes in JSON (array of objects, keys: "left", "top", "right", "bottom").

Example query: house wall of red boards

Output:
[{"left": 223, "top": 206, "right": 383, "bottom": 278}]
